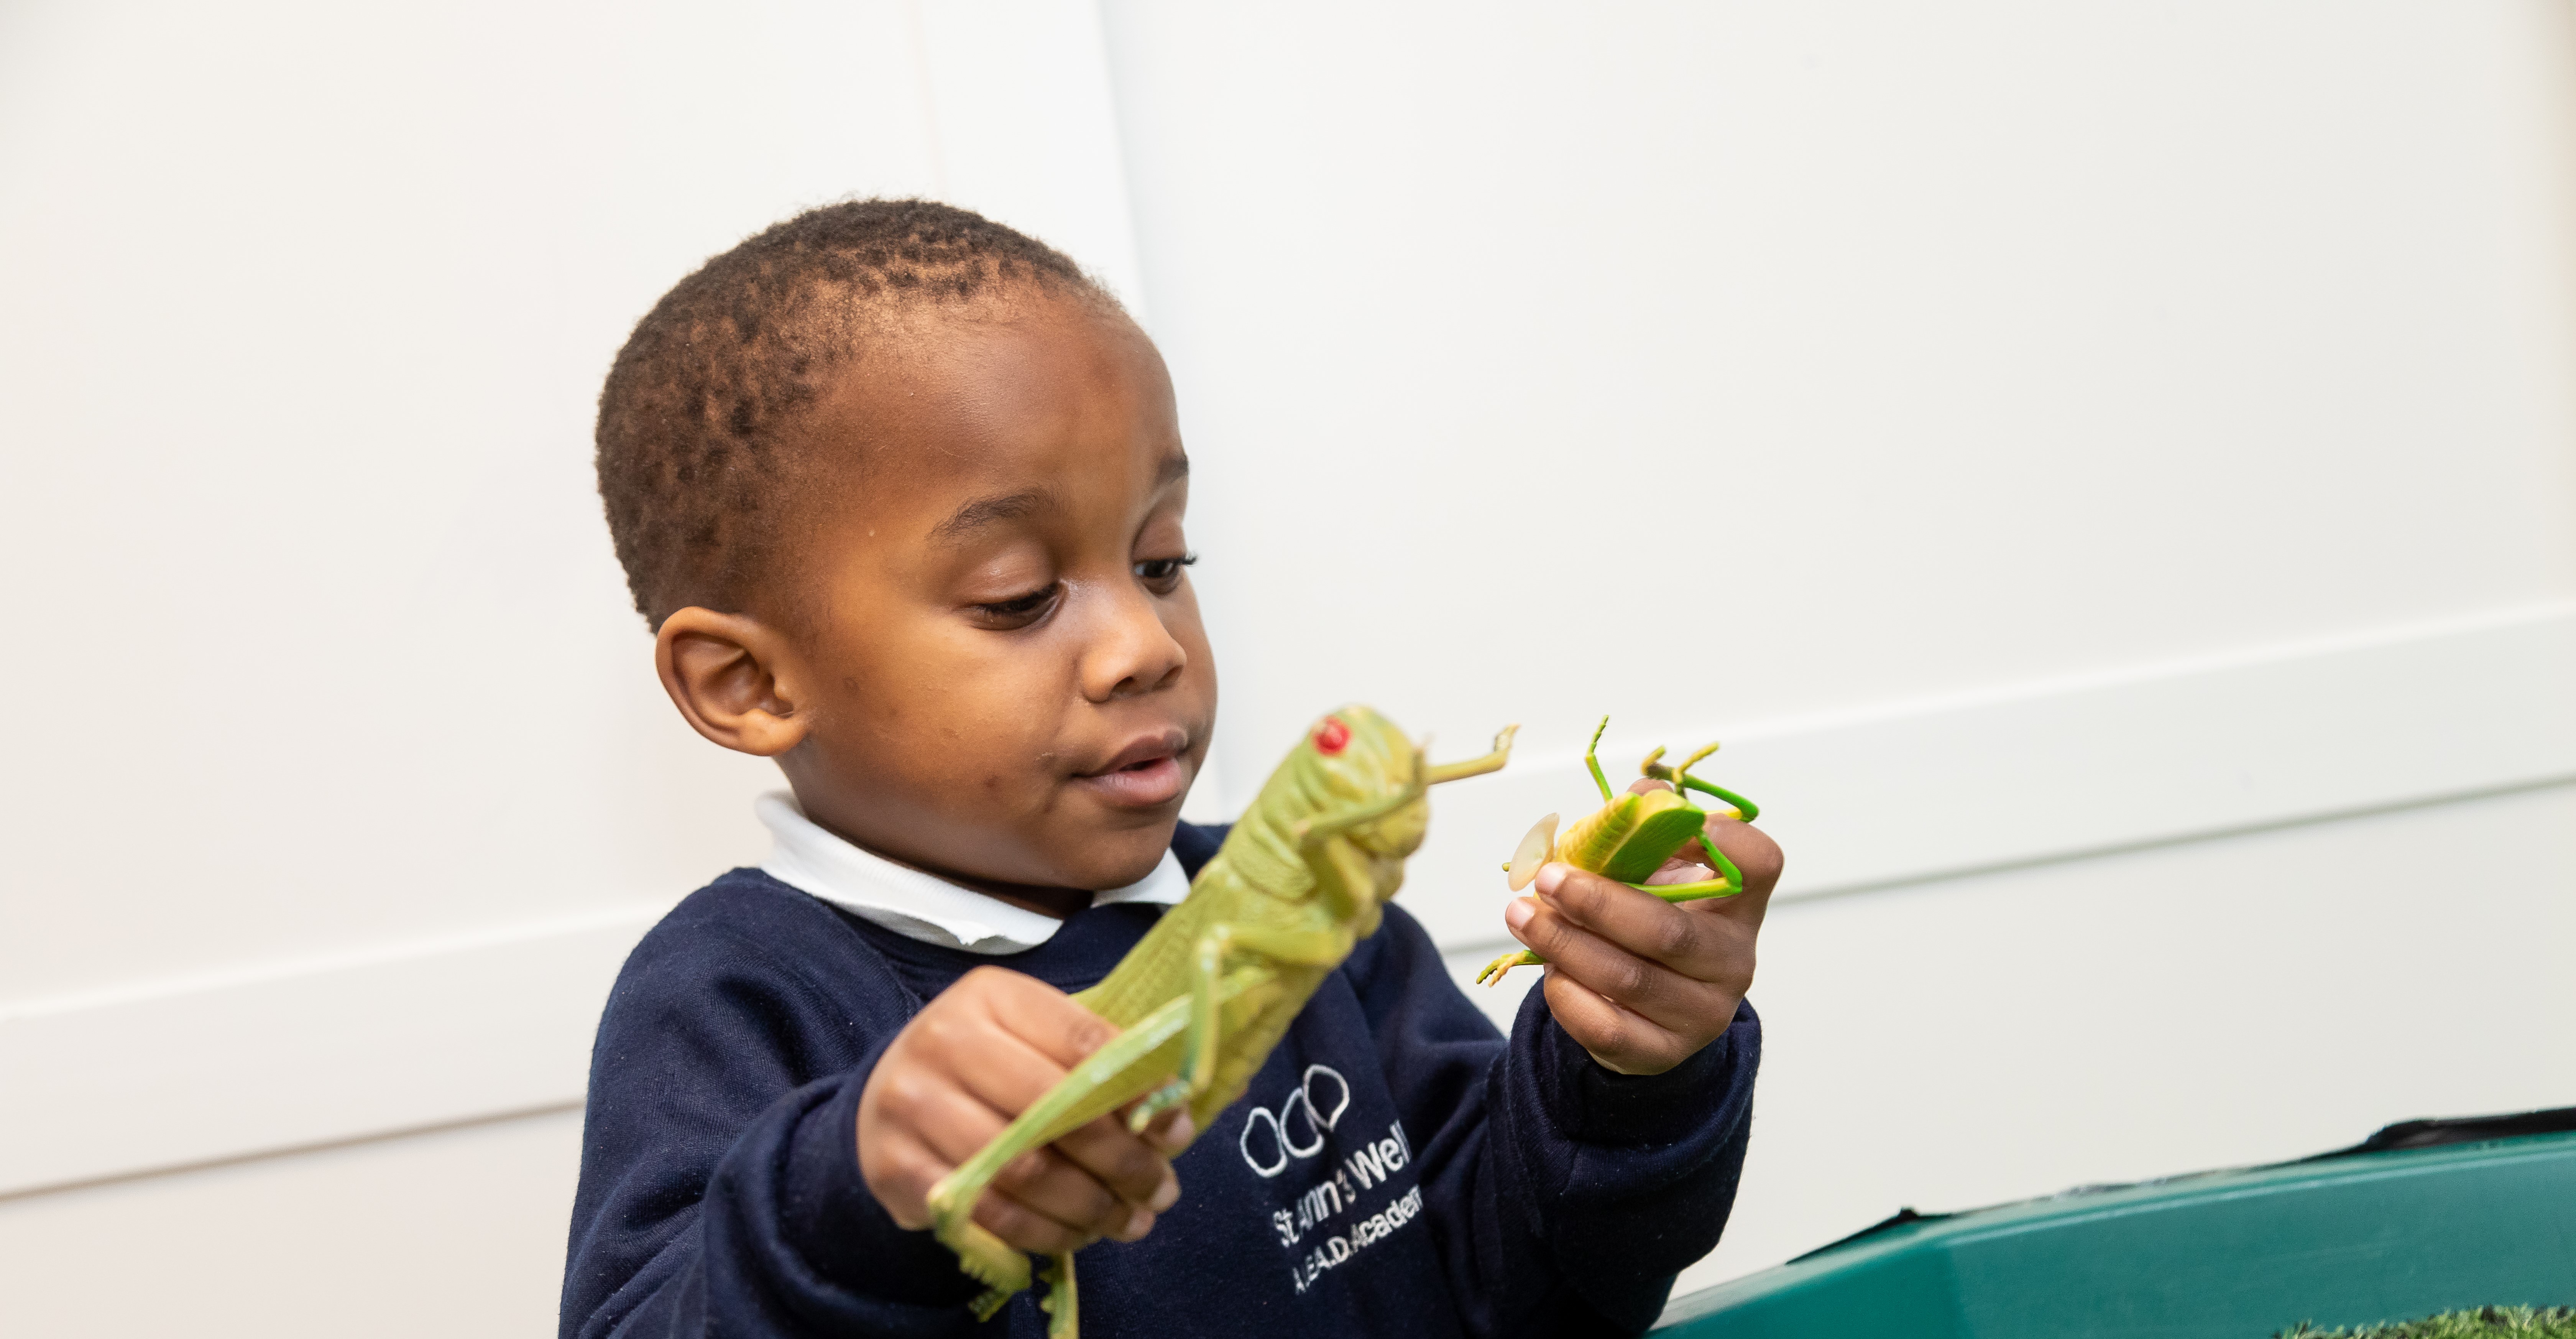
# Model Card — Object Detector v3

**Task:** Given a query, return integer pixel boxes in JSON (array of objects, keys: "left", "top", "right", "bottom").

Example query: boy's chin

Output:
[{"left": 1049, "top": 818, "right": 1184, "bottom": 892}]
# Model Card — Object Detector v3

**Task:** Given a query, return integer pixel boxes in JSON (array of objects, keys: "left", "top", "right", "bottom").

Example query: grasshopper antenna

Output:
[{"left": 1425, "top": 724, "right": 1518, "bottom": 785}]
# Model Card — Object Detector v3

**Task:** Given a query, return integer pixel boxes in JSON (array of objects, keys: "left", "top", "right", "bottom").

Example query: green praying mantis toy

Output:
[
  {"left": 1475, "top": 716, "right": 1762, "bottom": 985},
  {"left": 925, "top": 705, "right": 1517, "bottom": 1337}
]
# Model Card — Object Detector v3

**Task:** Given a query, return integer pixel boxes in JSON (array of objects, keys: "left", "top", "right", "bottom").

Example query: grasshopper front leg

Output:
[{"left": 1127, "top": 921, "right": 1352, "bottom": 1129}]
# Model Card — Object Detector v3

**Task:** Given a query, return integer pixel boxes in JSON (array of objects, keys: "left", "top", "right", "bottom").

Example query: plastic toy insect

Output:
[
  {"left": 1476, "top": 716, "right": 1761, "bottom": 985},
  {"left": 926, "top": 706, "right": 1518, "bottom": 1337}
]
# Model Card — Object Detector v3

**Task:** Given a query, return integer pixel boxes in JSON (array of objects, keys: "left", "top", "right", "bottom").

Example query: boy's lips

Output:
[{"left": 1074, "top": 732, "right": 1191, "bottom": 809}]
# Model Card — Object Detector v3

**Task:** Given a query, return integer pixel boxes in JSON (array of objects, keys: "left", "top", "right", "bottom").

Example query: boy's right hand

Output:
[{"left": 858, "top": 966, "right": 1189, "bottom": 1253}]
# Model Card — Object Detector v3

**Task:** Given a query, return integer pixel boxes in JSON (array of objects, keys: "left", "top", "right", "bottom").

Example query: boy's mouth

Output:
[{"left": 1073, "top": 730, "right": 1191, "bottom": 810}]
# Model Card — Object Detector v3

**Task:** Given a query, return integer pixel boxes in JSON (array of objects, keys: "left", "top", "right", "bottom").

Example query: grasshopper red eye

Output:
[{"left": 1312, "top": 717, "right": 1350, "bottom": 754}]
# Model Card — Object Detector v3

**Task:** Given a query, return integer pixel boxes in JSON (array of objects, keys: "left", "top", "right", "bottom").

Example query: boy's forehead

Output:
[{"left": 797, "top": 297, "right": 1181, "bottom": 527}]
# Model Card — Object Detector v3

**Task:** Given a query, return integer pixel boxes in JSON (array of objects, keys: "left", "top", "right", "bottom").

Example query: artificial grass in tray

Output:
[{"left": 2278, "top": 1307, "right": 2576, "bottom": 1338}]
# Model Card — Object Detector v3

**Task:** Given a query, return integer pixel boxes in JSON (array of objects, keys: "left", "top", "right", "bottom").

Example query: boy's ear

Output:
[{"left": 654, "top": 607, "right": 812, "bottom": 757}]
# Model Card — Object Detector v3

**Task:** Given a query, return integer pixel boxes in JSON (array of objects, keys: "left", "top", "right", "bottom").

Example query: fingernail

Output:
[
  {"left": 1126, "top": 1206, "right": 1156, "bottom": 1237},
  {"left": 1161, "top": 1111, "right": 1196, "bottom": 1151},
  {"left": 1534, "top": 863, "right": 1566, "bottom": 895},
  {"left": 1150, "top": 1173, "right": 1180, "bottom": 1213},
  {"left": 1505, "top": 897, "right": 1535, "bottom": 929}
]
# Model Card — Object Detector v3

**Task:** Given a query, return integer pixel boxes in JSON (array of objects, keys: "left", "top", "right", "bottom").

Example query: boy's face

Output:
[{"left": 761, "top": 294, "right": 1216, "bottom": 895}]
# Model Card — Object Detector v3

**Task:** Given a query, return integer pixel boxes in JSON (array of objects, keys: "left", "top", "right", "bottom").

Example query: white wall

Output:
[{"left": 2, "top": 2, "right": 2571, "bottom": 1334}]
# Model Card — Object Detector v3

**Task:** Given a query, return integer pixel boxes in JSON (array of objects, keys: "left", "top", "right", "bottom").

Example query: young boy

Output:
[{"left": 563, "top": 200, "right": 1779, "bottom": 1338}]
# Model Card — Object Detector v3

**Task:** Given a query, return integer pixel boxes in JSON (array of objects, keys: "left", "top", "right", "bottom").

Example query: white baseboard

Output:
[
  {"left": 0, "top": 912, "right": 650, "bottom": 1197},
  {"left": 4, "top": 603, "right": 2570, "bottom": 1198}
]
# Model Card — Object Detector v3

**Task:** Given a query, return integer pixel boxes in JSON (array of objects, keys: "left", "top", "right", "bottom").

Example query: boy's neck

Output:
[
  {"left": 803, "top": 808, "right": 1094, "bottom": 921},
  {"left": 943, "top": 877, "right": 1091, "bottom": 922}
]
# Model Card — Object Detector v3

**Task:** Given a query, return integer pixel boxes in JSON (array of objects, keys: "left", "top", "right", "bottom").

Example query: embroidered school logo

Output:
[{"left": 1237, "top": 1064, "right": 1352, "bottom": 1177}]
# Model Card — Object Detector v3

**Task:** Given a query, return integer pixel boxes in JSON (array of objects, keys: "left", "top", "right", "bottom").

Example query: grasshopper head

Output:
[
  {"left": 1296, "top": 705, "right": 1433, "bottom": 865},
  {"left": 1285, "top": 708, "right": 1516, "bottom": 920}
]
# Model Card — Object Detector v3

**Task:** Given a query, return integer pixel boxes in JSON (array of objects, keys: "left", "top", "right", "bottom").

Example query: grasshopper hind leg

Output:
[{"left": 1038, "top": 1250, "right": 1079, "bottom": 1337}]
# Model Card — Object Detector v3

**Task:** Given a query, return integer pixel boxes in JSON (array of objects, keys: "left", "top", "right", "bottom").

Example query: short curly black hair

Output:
[{"left": 595, "top": 198, "right": 1114, "bottom": 627}]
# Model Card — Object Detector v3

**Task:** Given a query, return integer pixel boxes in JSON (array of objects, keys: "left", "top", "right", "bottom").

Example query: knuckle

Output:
[
  {"left": 1650, "top": 911, "right": 1700, "bottom": 962},
  {"left": 1105, "top": 1142, "right": 1163, "bottom": 1195},
  {"left": 1613, "top": 959, "right": 1656, "bottom": 1003},
  {"left": 1561, "top": 870, "right": 1613, "bottom": 915},
  {"left": 994, "top": 1148, "right": 1053, "bottom": 1193},
  {"left": 880, "top": 1074, "right": 933, "bottom": 1123},
  {"left": 982, "top": 1201, "right": 1064, "bottom": 1253},
  {"left": 1064, "top": 1176, "right": 1118, "bottom": 1227},
  {"left": 916, "top": 1012, "right": 964, "bottom": 1051},
  {"left": 1067, "top": 1015, "right": 1114, "bottom": 1057}
]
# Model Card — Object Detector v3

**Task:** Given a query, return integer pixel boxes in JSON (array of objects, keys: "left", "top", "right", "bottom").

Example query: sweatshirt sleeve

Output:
[
  {"left": 1343, "top": 905, "right": 1760, "bottom": 1339},
  {"left": 560, "top": 906, "right": 982, "bottom": 1339}
]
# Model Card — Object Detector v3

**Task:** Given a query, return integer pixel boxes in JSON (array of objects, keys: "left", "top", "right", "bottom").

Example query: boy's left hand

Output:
[{"left": 1503, "top": 780, "right": 1783, "bottom": 1075}]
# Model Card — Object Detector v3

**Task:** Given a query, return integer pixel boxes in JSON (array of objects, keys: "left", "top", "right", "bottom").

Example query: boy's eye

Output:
[
  {"left": 1134, "top": 553, "right": 1198, "bottom": 594},
  {"left": 969, "top": 583, "right": 1061, "bottom": 629}
]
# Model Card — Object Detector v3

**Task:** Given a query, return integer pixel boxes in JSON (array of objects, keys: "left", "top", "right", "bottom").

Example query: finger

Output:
[
  {"left": 1507, "top": 884, "right": 1725, "bottom": 1035},
  {"left": 987, "top": 1142, "right": 1142, "bottom": 1241},
  {"left": 1532, "top": 862, "right": 1729, "bottom": 981},
  {"left": 964, "top": 966, "right": 1121, "bottom": 1070},
  {"left": 1541, "top": 969, "right": 1688, "bottom": 1076},
  {"left": 1139, "top": 1104, "right": 1196, "bottom": 1156},
  {"left": 943, "top": 987, "right": 1180, "bottom": 1216},
  {"left": 1047, "top": 1113, "right": 1182, "bottom": 1216},
  {"left": 971, "top": 1183, "right": 1098, "bottom": 1255},
  {"left": 924, "top": 1014, "right": 1081, "bottom": 1134},
  {"left": 894, "top": 1073, "right": 1139, "bottom": 1244},
  {"left": 861, "top": 1128, "right": 947, "bottom": 1229}
]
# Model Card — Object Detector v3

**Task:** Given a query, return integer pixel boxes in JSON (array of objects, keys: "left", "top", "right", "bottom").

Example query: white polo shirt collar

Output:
[{"left": 755, "top": 791, "right": 1189, "bottom": 955}]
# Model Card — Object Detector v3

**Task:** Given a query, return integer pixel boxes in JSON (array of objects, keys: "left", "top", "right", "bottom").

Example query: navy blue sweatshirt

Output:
[{"left": 562, "top": 823, "right": 1758, "bottom": 1338}]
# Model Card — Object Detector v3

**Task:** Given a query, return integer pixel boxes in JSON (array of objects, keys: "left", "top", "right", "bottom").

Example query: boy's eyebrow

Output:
[
  {"left": 1157, "top": 454, "right": 1189, "bottom": 486},
  {"left": 931, "top": 489, "right": 1057, "bottom": 544}
]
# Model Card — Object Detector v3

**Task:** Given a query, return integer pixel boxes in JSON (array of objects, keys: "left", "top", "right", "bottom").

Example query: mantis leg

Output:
[
  {"left": 1631, "top": 875, "right": 1738, "bottom": 901},
  {"left": 1642, "top": 738, "right": 1760, "bottom": 822},
  {"left": 1583, "top": 716, "right": 1613, "bottom": 802},
  {"left": 1694, "top": 832, "right": 1749, "bottom": 895},
  {"left": 1680, "top": 776, "right": 1761, "bottom": 822}
]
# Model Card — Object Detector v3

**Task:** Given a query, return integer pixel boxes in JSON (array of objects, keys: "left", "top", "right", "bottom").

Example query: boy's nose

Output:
[{"left": 1078, "top": 583, "right": 1189, "bottom": 702}]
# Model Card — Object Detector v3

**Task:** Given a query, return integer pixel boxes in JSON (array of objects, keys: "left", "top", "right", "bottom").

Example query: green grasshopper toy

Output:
[
  {"left": 925, "top": 706, "right": 1518, "bottom": 1337},
  {"left": 1476, "top": 716, "right": 1761, "bottom": 985}
]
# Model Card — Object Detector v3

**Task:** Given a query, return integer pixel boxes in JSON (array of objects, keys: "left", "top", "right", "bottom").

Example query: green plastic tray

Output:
[{"left": 1653, "top": 1127, "right": 2576, "bottom": 1338}]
